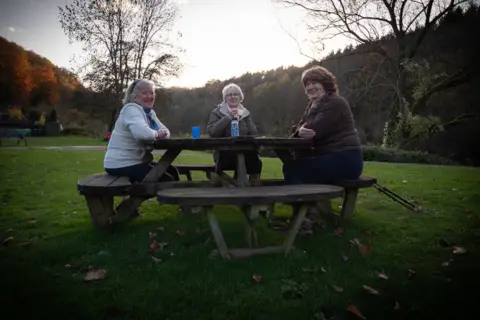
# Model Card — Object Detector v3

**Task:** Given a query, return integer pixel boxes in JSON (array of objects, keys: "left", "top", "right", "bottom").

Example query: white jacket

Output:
[{"left": 104, "top": 103, "right": 170, "bottom": 169}]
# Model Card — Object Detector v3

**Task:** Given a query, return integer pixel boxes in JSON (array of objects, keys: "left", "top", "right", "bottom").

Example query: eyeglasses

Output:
[{"left": 226, "top": 93, "right": 240, "bottom": 97}]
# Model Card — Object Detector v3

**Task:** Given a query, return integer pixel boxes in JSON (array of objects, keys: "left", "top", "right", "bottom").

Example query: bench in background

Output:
[{"left": 0, "top": 128, "right": 31, "bottom": 146}]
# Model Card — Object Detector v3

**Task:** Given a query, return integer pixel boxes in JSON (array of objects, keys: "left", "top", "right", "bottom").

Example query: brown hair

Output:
[{"left": 301, "top": 66, "right": 338, "bottom": 93}]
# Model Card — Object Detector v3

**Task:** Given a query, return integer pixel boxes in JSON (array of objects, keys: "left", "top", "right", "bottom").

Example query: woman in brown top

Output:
[
  {"left": 284, "top": 65, "right": 363, "bottom": 184},
  {"left": 284, "top": 66, "right": 363, "bottom": 233}
]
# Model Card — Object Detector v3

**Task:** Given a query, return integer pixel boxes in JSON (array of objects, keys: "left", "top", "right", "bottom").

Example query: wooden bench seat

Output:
[
  {"left": 77, "top": 172, "right": 218, "bottom": 228},
  {"left": 175, "top": 164, "right": 216, "bottom": 181},
  {"left": 252, "top": 175, "right": 376, "bottom": 219},
  {"left": 334, "top": 175, "right": 376, "bottom": 218},
  {"left": 157, "top": 184, "right": 344, "bottom": 260}
]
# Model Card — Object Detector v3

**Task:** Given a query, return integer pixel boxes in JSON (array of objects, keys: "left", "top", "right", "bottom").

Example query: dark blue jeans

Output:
[
  {"left": 282, "top": 149, "right": 363, "bottom": 185},
  {"left": 105, "top": 162, "right": 180, "bottom": 183},
  {"left": 215, "top": 150, "right": 263, "bottom": 175}
]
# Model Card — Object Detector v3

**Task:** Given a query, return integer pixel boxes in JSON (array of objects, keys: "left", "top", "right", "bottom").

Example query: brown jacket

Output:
[{"left": 293, "top": 93, "right": 361, "bottom": 156}]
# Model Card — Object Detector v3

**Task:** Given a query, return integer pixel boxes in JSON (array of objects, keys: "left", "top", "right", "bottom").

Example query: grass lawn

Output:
[{"left": 0, "top": 147, "right": 479, "bottom": 319}]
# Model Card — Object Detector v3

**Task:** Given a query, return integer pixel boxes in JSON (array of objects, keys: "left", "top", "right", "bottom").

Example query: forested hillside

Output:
[{"left": 0, "top": 6, "right": 478, "bottom": 165}]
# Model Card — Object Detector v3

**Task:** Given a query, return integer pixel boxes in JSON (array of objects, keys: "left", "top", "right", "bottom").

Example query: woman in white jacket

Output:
[{"left": 104, "top": 79, "right": 179, "bottom": 183}]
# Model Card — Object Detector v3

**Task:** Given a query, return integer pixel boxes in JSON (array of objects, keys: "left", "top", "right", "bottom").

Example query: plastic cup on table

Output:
[{"left": 192, "top": 126, "right": 200, "bottom": 139}]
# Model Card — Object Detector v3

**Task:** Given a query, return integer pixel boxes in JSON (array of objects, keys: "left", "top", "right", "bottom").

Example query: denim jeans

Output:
[
  {"left": 282, "top": 149, "right": 363, "bottom": 185},
  {"left": 105, "top": 162, "right": 180, "bottom": 183}
]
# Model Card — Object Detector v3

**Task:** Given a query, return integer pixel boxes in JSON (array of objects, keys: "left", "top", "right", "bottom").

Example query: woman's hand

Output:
[
  {"left": 156, "top": 128, "right": 168, "bottom": 139},
  {"left": 298, "top": 124, "right": 316, "bottom": 138},
  {"left": 229, "top": 108, "right": 239, "bottom": 118}
]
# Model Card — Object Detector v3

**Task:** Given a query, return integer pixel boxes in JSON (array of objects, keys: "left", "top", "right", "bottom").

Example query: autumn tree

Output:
[
  {"left": 30, "top": 63, "right": 60, "bottom": 106},
  {"left": 10, "top": 49, "right": 32, "bottom": 106},
  {"left": 58, "top": 0, "right": 183, "bottom": 130},
  {"left": 273, "top": 0, "right": 474, "bottom": 145}
]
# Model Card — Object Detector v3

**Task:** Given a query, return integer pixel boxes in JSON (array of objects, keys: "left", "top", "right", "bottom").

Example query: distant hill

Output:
[{"left": 0, "top": 36, "right": 84, "bottom": 110}]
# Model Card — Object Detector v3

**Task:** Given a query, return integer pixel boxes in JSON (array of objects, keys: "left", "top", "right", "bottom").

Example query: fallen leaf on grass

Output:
[
  {"left": 156, "top": 226, "right": 165, "bottom": 232},
  {"left": 441, "top": 261, "right": 450, "bottom": 267},
  {"left": 27, "top": 220, "right": 36, "bottom": 224},
  {"left": 65, "top": 264, "right": 72, "bottom": 268},
  {"left": 394, "top": 301, "right": 401, "bottom": 310},
  {"left": 358, "top": 243, "right": 372, "bottom": 254},
  {"left": 378, "top": 273, "right": 388, "bottom": 280},
  {"left": 332, "top": 285, "right": 344, "bottom": 292},
  {"left": 321, "top": 266, "right": 327, "bottom": 273},
  {"left": 347, "top": 305, "right": 366, "bottom": 319},
  {"left": 252, "top": 274, "right": 262, "bottom": 283},
  {"left": 349, "top": 238, "right": 372, "bottom": 254},
  {"left": 333, "top": 227, "right": 344, "bottom": 237},
  {"left": 151, "top": 256, "right": 162, "bottom": 263},
  {"left": 149, "top": 232, "right": 157, "bottom": 239},
  {"left": 453, "top": 246, "right": 466, "bottom": 255},
  {"left": 2, "top": 236, "right": 14, "bottom": 245},
  {"left": 362, "top": 285, "right": 380, "bottom": 295},
  {"left": 169, "top": 252, "right": 175, "bottom": 256},
  {"left": 408, "top": 269, "right": 416, "bottom": 279},
  {"left": 84, "top": 269, "right": 107, "bottom": 281},
  {"left": 5, "top": 228, "right": 13, "bottom": 232},
  {"left": 16, "top": 241, "right": 32, "bottom": 247},
  {"left": 342, "top": 254, "right": 349, "bottom": 262},
  {"left": 175, "top": 229, "right": 186, "bottom": 236},
  {"left": 149, "top": 241, "right": 161, "bottom": 253},
  {"left": 302, "top": 268, "right": 313, "bottom": 273}
]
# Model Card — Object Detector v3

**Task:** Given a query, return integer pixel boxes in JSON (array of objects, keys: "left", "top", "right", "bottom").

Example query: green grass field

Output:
[{"left": 1, "top": 143, "right": 479, "bottom": 319}]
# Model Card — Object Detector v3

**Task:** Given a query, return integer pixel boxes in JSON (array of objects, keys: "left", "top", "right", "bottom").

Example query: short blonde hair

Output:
[
  {"left": 222, "top": 83, "right": 244, "bottom": 102},
  {"left": 122, "top": 79, "right": 156, "bottom": 105}
]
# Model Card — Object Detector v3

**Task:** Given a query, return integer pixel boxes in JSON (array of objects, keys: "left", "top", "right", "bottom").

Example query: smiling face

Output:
[
  {"left": 305, "top": 80, "right": 325, "bottom": 100},
  {"left": 135, "top": 85, "right": 155, "bottom": 108},
  {"left": 225, "top": 91, "right": 241, "bottom": 108}
]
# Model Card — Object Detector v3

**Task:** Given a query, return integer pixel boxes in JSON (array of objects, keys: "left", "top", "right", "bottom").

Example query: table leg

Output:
[
  {"left": 236, "top": 152, "right": 249, "bottom": 187},
  {"left": 274, "top": 149, "right": 293, "bottom": 164},
  {"left": 206, "top": 206, "right": 230, "bottom": 260},
  {"left": 282, "top": 203, "right": 308, "bottom": 254},
  {"left": 243, "top": 207, "right": 259, "bottom": 248},
  {"left": 112, "top": 148, "right": 182, "bottom": 223}
]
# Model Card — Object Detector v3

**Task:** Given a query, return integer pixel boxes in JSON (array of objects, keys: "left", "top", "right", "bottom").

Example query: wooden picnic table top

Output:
[{"left": 145, "top": 136, "right": 314, "bottom": 151}]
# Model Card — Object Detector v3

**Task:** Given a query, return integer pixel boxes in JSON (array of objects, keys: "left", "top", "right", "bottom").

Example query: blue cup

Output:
[{"left": 192, "top": 126, "right": 200, "bottom": 139}]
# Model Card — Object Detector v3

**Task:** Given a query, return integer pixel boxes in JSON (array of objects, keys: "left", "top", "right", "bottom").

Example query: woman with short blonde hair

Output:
[{"left": 206, "top": 83, "right": 262, "bottom": 183}]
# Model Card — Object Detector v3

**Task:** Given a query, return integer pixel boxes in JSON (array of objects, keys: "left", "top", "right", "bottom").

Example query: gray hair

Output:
[
  {"left": 222, "top": 83, "right": 244, "bottom": 102},
  {"left": 122, "top": 79, "right": 156, "bottom": 105}
]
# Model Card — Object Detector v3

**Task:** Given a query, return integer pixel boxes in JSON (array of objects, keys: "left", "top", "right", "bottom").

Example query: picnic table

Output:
[
  {"left": 150, "top": 137, "right": 344, "bottom": 259},
  {"left": 77, "top": 137, "right": 376, "bottom": 260}
]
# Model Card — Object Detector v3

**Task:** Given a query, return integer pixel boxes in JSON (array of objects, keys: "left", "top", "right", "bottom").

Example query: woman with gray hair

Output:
[
  {"left": 104, "top": 79, "right": 179, "bottom": 187},
  {"left": 206, "top": 83, "right": 262, "bottom": 184}
]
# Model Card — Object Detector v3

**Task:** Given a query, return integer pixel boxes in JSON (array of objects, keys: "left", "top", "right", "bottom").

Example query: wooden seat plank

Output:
[
  {"left": 334, "top": 175, "right": 377, "bottom": 188},
  {"left": 157, "top": 185, "right": 345, "bottom": 206}
]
